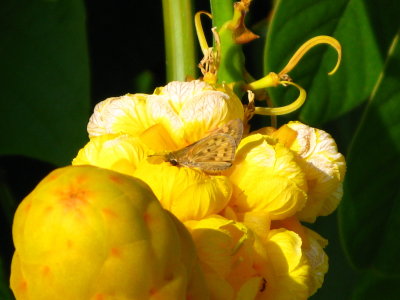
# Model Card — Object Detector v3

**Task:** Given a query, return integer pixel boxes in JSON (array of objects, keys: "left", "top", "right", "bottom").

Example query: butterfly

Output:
[{"left": 151, "top": 119, "right": 243, "bottom": 173}]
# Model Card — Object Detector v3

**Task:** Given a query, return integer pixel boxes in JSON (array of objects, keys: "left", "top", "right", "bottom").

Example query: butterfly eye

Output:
[{"left": 170, "top": 159, "right": 179, "bottom": 166}]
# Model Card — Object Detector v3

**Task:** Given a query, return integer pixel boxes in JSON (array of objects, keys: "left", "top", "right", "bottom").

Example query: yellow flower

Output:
[
  {"left": 10, "top": 165, "right": 208, "bottom": 300},
  {"left": 226, "top": 133, "right": 308, "bottom": 220},
  {"left": 86, "top": 80, "right": 244, "bottom": 151},
  {"left": 74, "top": 80, "right": 244, "bottom": 222},
  {"left": 274, "top": 121, "right": 346, "bottom": 222},
  {"left": 66, "top": 29, "right": 344, "bottom": 299},
  {"left": 185, "top": 214, "right": 322, "bottom": 300}
]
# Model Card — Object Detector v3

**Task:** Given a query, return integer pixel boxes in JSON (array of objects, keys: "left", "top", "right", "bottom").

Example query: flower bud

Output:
[{"left": 10, "top": 165, "right": 208, "bottom": 300}]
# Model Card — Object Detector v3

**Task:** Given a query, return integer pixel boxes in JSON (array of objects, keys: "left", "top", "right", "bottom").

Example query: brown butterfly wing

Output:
[
  {"left": 188, "top": 133, "right": 236, "bottom": 161},
  {"left": 210, "top": 119, "right": 243, "bottom": 146},
  {"left": 178, "top": 133, "right": 236, "bottom": 172},
  {"left": 166, "top": 119, "right": 243, "bottom": 172}
]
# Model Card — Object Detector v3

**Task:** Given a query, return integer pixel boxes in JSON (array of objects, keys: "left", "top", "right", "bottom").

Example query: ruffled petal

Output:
[
  {"left": 255, "top": 229, "right": 311, "bottom": 300},
  {"left": 72, "top": 135, "right": 149, "bottom": 176},
  {"left": 281, "top": 121, "right": 346, "bottom": 222},
  {"left": 147, "top": 80, "right": 244, "bottom": 147},
  {"left": 179, "top": 86, "right": 244, "bottom": 144},
  {"left": 303, "top": 228, "right": 328, "bottom": 296},
  {"left": 133, "top": 161, "right": 232, "bottom": 221},
  {"left": 185, "top": 216, "right": 257, "bottom": 299},
  {"left": 227, "top": 134, "right": 308, "bottom": 220},
  {"left": 154, "top": 80, "right": 212, "bottom": 110},
  {"left": 87, "top": 94, "right": 154, "bottom": 138}
]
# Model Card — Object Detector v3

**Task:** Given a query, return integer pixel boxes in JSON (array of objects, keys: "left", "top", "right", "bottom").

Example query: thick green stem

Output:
[
  {"left": 162, "top": 0, "right": 197, "bottom": 81},
  {"left": 210, "top": 0, "right": 246, "bottom": 87}
]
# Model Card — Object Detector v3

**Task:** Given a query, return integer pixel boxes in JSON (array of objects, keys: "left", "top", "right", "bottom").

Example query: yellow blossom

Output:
[
  {"left": 185, "top": 215, "right": 321, "bottom": 300},
  {"left": 274, "top": 121, "right": 346, "bottom": 222},
  {"left": 226, "top": 133, "right": 308, "bottom": 220},
  {"left": 74, "top": 80, "right": 244, "bottom": 222},
  {"left": 86, "top": 80, "right": 244, "bottom": 151},
  {"left": 10, "top": 165, "right": 208, "bottom": 300}
]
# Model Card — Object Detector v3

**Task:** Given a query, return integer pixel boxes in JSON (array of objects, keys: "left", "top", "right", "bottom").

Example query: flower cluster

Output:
[
  {"left": 10, "top": 3, "right": 345, "bottom": 298},
  {"left": 70, "top": 79, "right": 345, "bottom": 299}
]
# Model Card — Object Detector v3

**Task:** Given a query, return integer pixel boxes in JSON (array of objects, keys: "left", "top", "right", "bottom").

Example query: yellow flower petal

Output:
[
  {"left": 254, "top": 229, "right": 311, "bottom": 300},
  {"left": 282, "top": 121, "right": 346, "bottom": 222},
  {"left": 185, "top": 216, "right": 257, "bottom": 299},
  {"left": 270, "top": 219, "right": 328, "bottom": 297},
  {"left": 72, "top": 134, "right": 149, "bottom": 176},
  {"left": 134, "top": 161, "right": 232, "bottom": 221},
  {"left": 303, "top": 228, "right": 328, "bottom": 296},
  {"left": 202, "top": 273, "right": 235, "bottom": 300},
  {"left": 139, "top": 123, "right": 180, "bottom": 151},
  {"left": 185, "top": 216, "right": 246, "bottom": 278},
  {"left": 147, "top": 80, "right": 244, "bottom": 147},
  {"left": 236, "top": 276, "right": 263, "bottom": 300},
  {"left": 227, "top": 134, "right": 308, "bottom": 220},
  {"left": 226, "top": 210, "right": 271, "bottom": 242},
  {"left": 87, "top": 94, "right": 154, "bottom": 138}
]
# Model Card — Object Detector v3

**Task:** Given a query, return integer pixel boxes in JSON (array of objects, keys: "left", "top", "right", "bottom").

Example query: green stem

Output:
[
  {"left": 210, "top": 0, "right": 235, "bottom": 29},
  {"left": 162, "top": 0, "right": 197, "bottom": 81},
  {"left": 210, "top": 0, "right": 246, "bottom": 88}
]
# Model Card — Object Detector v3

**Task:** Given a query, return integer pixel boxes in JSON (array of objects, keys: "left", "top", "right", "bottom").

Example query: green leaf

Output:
[
  {"left": 351, "top": 271, "right": 400, "bottom": 300},
  {"left": 264, "top": 0, "right": 400, "bottom": 126},
  {"left": 339, "top": 34, "right": 400, "bottom": 276},
  {"left": 0, "top": 179, "right": 17, "bottom": 227},
  {"left": 308, "top": 213, "right": 359, "bottom": 300},
  {"left": 0, "top": 0, "right": 90, "bottom": 166},
  {"left": 0, "top": 256, "right": 13, "bottom": 300}
]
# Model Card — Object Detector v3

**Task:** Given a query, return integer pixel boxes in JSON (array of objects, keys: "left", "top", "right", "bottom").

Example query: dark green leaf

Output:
[
  {"left": 0, "top": 256, "right": 13, "bottom": 300},
  {"left": 0, "top": 179, "right": 17, "bottom": 227},
  {"left": 264, "top": 0, "right": 400, "bottom": 126},
  {"left": 351, "top": 271, "right": 400, "bottom": 300},
  {"left": 340, "top": 34, "right": 400, "bottom": 276},
  {"left": 309, "top": 212, "right": 359, "bottom": 300},
  {"left": 132, "top": 70, "right": 156, "bottom": 94},
  {"left": 0, "top": 0, "right": 90, "bottom": 166}
]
